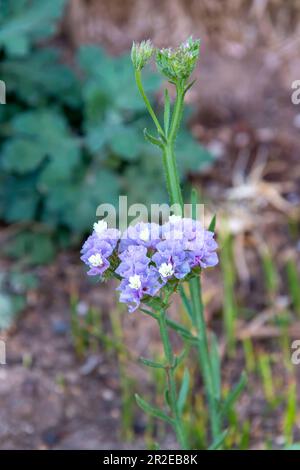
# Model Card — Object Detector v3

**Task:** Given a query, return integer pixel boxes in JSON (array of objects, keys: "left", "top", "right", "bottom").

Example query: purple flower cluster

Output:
[
  {"left": 80, "top": 220, "right": 120, "bottom": 276},
  {"left": 81, "top": 217, "right": 218, "bottom": 312},
  {"left": 116, "top": 246, "right": 161, "bottom": 313}
]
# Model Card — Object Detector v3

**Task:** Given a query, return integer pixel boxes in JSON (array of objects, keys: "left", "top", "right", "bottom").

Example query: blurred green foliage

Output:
[{"left": 0, "top": 0, "right": 214, "bottom": 265}]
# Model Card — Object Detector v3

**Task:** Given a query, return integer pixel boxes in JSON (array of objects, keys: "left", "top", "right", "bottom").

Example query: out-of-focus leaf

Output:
[
  {"left": 0, "top": 0, "right": 67, "bottom": 56},
  {"left": 178, "top": 367, "right": 190, "bottom": 414},
  {"left": 1, "top": 139, "right": 45, "bottom": 173},
  {"left": 0, "top": 293, "right": 25, "bottom": 330},
  {"left": 135, "top": 394, "right": 173, "bottom": 425},
  {"left": 1, "top": 49, "right": 80, "bottom": 106},
  {"left": 3, "top": 231, "right": 55, "bottom": 265},
  {"left": 110, "top": 126, "right": 141, "bottom": 160},
  {"left": 176, "top": 131, "right": 214, "bottom": 175}
]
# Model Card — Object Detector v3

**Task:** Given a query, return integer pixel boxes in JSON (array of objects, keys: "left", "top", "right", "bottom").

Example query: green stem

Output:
[
  {"left": 189, "top": 277, "right": 221, "bottom": 441},
  {"left": 134, "top": 70, "right": 164, "bottom": 136},
  {"left": 134, "top": 70, "right": 222, "bottom": 443},
  {"left": 168, "top": 82, "right": 185, "bottom": 143},
  {"left": 162, "top": 82, "right": 185, "bottom": 210},
  {"left": 163, "top": 81, "right": 222, "bottom": 441},
  {"left": 162, "top": 145, "right": 183, "bottom": 210},
  {"left": 157, "top": 308, "right": 188, "bottom": 449}
]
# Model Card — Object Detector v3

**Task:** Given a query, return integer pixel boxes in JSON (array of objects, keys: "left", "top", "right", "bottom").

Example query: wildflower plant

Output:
[{"left": 81, "top": 38, "right": 246, "bottom": 449}]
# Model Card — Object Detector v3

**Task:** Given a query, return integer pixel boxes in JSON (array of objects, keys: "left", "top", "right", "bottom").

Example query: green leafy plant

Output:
[{"left": 0, "top": 0, "right": 213, "bottom": 268}]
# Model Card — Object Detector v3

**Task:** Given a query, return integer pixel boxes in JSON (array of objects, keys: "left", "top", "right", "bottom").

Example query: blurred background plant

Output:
[{"left": 0, "top": 0, "right": 213, "bottom": 261}]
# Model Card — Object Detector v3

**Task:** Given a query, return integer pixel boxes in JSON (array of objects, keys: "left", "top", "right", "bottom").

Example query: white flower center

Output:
[
  {"left": 139, "top": 227, "right": 150, "bottom": 241},
  {"left": 129, "top": 274, "right": 142, "bottom": 290},
  {"left": 169, "top": 214, "right": 182, "bottom": 224},
  {"left": 88, "top": 253, "right": 103, "bottom": 267},
  {"left": 159, "top": 262, "right": 174, "bottom": 278},
  {"left": 93, "top": 220, "right": 108, "bottom": 236}
]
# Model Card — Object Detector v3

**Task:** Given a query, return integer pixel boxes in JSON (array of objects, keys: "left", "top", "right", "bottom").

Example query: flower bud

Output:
[
  {"left": 156, "top": 37, "right": 200, "bottom": 82},
  {"left": 131, "top": 40, "right": 154, "bottom": 71}
]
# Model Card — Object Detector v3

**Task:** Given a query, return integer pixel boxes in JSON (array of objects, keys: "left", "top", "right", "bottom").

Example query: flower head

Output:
[
  {"left": 153, "top": 239, "right": 191, "bottom": 281},
  {"left": 81, "top": 222, "right": 120, "bottom": 276},
  {"left": 81, "top": 234, "right": 113, "bottom": 276},
  {"left": 156, "top": 37, "right": 200, "bottom": 82},
  {"left": 81, "top": 215, "right": 218, "bottom": 311},
  {"left": 115, "top": 245, "right": 150, "bottom": 278},
  {"left": 162, "top": 217, "right": 205, "bottom": 246},
  {"left": 188, "top": 230, "right": 219, "bottom": 269},
  {"left": 131, "top": 40, "right": 154, "bottom": 71},
  {"left": 116, "top": 245, "right": 161, "bottom": 312}
]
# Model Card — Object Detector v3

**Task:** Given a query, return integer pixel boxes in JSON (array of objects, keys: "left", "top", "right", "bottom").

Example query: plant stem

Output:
[
  {"left": 157, "top": 308, "right": 188, "bottom": 449},
  {"left": 162, "top": 83, "right": 185, "bottom": 210},
  {"left": 189, "top": 277, "right": 221, "bottom": 441},
  {"left": 134, "top": 70, "right": 164, "bottom": 136},
  {"left": 168, "top": 82, "right": 185, "bottom": 143},
  {"left": 162, "top": 145, "right": 183, "bottom": 210},
  {"left": 163, "top": 81, "right": 222, "bottom": 441},
  {"left": 135, "top": 71, "right": 222, "bottom": 443}
]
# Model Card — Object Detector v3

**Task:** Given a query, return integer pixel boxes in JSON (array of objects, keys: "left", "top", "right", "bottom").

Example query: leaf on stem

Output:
[
  {"left": 178, "top": 285, "right": 194, "bottom": 322},
  {"left": 184, "top": 79, "right": 197, "bottom": 95},
  {"left": 164, "top": 388, "right": 171, "bottom": 407},
  {"left": 135, "top": 394, "right": 174, "bottom": 425},
  {"left": 190, "top": 187, "right": 199, "bottom": 220},
  {"left": 174, "top": 347, "right": 190, "bottom": 369},
  {"left": 210, "top": 332, "right": 221, "bottom": 401},
  {"left": 143, "top": 128, "right": 163, "bottom": 148},
  {"left": 139, "top": 356, "right": 166, "bottom": 369},
  {"left": 178, "top": 367, "right": 190, "bottom": 414},
  {"left": 220, "top": 372, "right": 247, "bottom": 419},
  {"left": 208, "top": 214, "right": 217, "bottom": 232},
  {"left": 208, "top": 429, "right": 228, "bottom": 450}
]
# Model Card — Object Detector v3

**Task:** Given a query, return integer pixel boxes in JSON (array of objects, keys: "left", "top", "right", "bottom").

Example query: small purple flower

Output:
[
  {"left": 116, "top": 245, "right": 161, "bottom": 312},
  {"left": 80, "top": 221, "right": 120, "bottom": 276},
  {"left": 115, "top": 245, "right": 150, "bottom": 278},
  {"left": 153, "top": 239, "right": 191, "bottom": 281},
  {"left": 119, "top": 222, "right": 161, "bottom": 252},
  {"left": 162, "top": 216, "right": 205, "bottom": 247},
  {"left": 117, "top": 267, "right": 161, "bottom": 312},
  {"left": 188, "top": 230, "right": 218, "bottom": 269}
]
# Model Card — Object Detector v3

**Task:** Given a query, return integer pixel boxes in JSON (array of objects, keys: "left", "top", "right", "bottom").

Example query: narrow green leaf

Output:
[
  {"left": 178, "top": 367, "right": 190, "bottom": 414},
  {"left": 210, "top": 332, "right": 221, "bottom": 401},
  {"left": 190, "top": 187, "right": 199, "bottom": 220},
  {"left": 139, "top": 357, "right": 166, "bottom": 369},
  {"left": 178, "top": 285, "right": 194, "bottom": 322},
  {"left": 135, "top": 394, "right": 173, "bottom": 425},
  {"left": 208, "top": 429, "right": 228, "bottom": 450},
  {"left": 174, "top": 347, "right": 190, "bottom": 369},
  {"left": 208, "top": 214, "right": 217, "bottom": 232},
  {"left": 164, "top": 88, "right": 170, "bottom": 136},
  {"left": 286, "top": 259, "right": 300, "bottom": 316},
  {"left": 220, "top": 372, "right": 247, "bottom": 418},
  {"left": 140, "top": 307, "right": 158, "bottom": 320},
  {"left": 140, "top": 307, "right": 196, "bottom": 342},
  {"left": 166, "top": 317, "right": 194, "bottom": 341},
  {"left": 164, "top": 388, "right": 171, "bottom": 407},
  {"left": 184, "top": 79, "right": 197, "bottom": 95},
  {"left": 143, "top": 128, "right": 163, "bottom": 148}
]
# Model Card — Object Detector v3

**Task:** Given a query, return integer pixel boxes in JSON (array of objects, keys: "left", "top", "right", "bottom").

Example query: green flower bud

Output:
[
  {"left": 131, "top": 40, "right": 154, "bottom": 71},
  {"left": 156, "top": 37, "right": 200, "bottom": 82}
]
